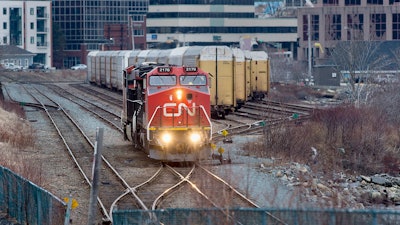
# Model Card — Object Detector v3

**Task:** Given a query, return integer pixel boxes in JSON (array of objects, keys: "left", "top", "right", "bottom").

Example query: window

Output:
[
  {"left": 325, "top": 14, "right": 341, "bottom": 40},
  {"left": 347, "top": 14, "right": 364, "bottom": 40},
  {"left": 149, "top": 75, "right": 176, "bottom": 86},
  {"left": 3, "top": 8, "right": 6, "bottom": 15},
  {"left": 302, "top": 15, "right": 319, "bottom": 41},
  {"left": 393, "top": 14, "right": 400, "bottom": 39},
  {"left": 323, "top": 0, "right": 339, "bottom": 4},
  {"left": 371, "top": 14, "right": 386, "bottom": 39},
  {"left": 367, "top": 0, "right": 383, "bottom": 4},
  {"left": 3, "top": 37, "right": 7, "bottom": 44},
  {"left": 345, "top": 0, "right": 361, "bottom": 5},
  {"left": 302, "top": 15, "right": 309, "bottom": 41},
  {"left": 133, "top": 29, "right": 144, "bottom": 36},
  {"left": 133, "top": 14, "right": 144, "bottom": 22},
  {"left": 30, "top": 22, "right": 34, "bottom": 29},
  {"left": 311, "top": 15, "right": 319, "bottom": 41},
  {"left": 3, "top": 22, "right": 6, "bottom": 29},
  {"left": 30, "top": 8, "right": 34, "bottom": 15},
  {"left": 180, "top": 75, "right": 207, "bottom": 86},
  {"left": 30, "top": 36, "right": 34, "bottom": 44}
]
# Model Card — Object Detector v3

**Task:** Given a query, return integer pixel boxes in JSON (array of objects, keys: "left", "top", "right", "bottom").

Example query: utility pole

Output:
[
  {"left": 87, "top": 128, "right": 104, "bottom": 225},
  {"left": 305, "top": 0, "right": 314, "bottom": 78},
  {"left": 130, "top": 16, "right": 135, "bottom": 50}
]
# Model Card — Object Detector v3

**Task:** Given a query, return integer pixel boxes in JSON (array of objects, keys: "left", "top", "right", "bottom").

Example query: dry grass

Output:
[
  {"left": 0, "top": 101, "right": 35, "bottom": 149},
  {"left": 0, "top": 99, "right": 41, "bottom": 184}
]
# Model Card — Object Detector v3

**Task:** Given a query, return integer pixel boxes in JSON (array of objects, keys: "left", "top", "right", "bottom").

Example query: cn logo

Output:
[{"left": 163, "top": 103, "right": 196, "bottom": 117}]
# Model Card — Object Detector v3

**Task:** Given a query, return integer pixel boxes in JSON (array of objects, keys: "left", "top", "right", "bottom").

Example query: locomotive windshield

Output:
[
  {"left": 180, "top": 75, "right": 207, "bottom": 86},
  {"left": 149, "top": 75, "right": 177, "bottom": 86}
]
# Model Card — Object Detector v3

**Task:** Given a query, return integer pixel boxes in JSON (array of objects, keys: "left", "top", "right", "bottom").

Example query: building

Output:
[
  {"left": 51, "top": 0, "right": 306, "bottom": 68},
  {"left": 52, "top": 0, "right": 148, "bottom": 68},
  {"left": 146, "top": 0, "right": 299, "bottom": 53},
  {"left": 0, "top": 0, "right": 52, "bottom": 68},
  {"left": 297, "top": 0, "right": 400, "bottom": 64},
  {"left": 0, "top": 45, "right": 36, "bottom": 68}
]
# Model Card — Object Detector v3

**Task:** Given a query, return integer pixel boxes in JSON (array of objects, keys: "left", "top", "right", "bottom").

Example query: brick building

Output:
[{"left": 297, "top": 0, "right": 400, "bottom": 63}]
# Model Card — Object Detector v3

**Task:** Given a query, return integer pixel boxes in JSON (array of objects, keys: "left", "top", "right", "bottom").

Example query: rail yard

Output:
[
  {"left": 0, "top": 70, "right": 305, "bottom": 224},
  {"left": 1, "top": 69, "right": 400, "bottom": 225}
]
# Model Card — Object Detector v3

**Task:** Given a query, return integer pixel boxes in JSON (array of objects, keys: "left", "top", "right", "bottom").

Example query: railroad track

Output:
[
  {"left": 261, "top": 99, "right": 315, "bottom": 112},
  {"left": 113, "top": 163, "right": 289, "bottom": 225},
  {"left": 218, "top": 99, "right": 315, "bottom": 132},
  {"left": 238, "top": 100, "right": 313, "bottom": 119},
  {"left": 70, "top": 83, "right": 123, "bottom": 108},
  {"left": 44, "top": 83, "right": 123, "bottom": 132},
  {"left": 21, "top": 84, "right": 140, "bottom": 224}
]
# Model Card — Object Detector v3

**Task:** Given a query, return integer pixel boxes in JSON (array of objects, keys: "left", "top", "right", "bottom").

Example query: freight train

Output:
[
  {"left": 121, "top": 64, "right": 212, "bottom": 161},
  {"left": 87, "top": 46, "right": 270, "bottom": 118}
]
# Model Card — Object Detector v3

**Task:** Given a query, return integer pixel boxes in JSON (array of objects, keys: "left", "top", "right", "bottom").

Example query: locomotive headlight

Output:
[
  {"left": 176, "top": 89, "right": 183, "bottom": 100},
  {"left": 161, "top": 133, "right": 172, "bottom": 144},
  {"left": 190, "top": 133, "right": 201, "bottom": 143}
]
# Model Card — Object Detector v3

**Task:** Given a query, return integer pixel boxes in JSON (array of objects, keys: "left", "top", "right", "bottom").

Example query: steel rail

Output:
[
  {"left": 26, "top": 85, "right": 147, "bottom": 223},
  {"left": 45, "top": 84, "right": 123, "bottom": 132},
  {"left": 164, "top": 164, "right": 249, "bottom": 225},
  {"left": 33, "top": 85, "right": 167, "bottom": 224},
  {"left": 23, "top": 85, "right": 111, "bottom": 220},
  {"left": 197, "top": 163, "right": 289, "bottom": 225},
  {"left": 151, "top": 164, "right": 197, "bottom": 210}
]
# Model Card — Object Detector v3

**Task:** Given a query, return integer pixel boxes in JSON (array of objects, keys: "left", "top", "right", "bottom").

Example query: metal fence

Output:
[
  {"left": 0, "top": 166, "right": 66, "bottom": 225},
  {"left": 112, "top": 208, "right": 400, "bottom": 225}
]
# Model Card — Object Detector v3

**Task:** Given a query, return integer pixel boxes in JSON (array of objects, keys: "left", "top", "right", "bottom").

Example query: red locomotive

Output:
[{"left": 122, "top": 64, "right": 213, "bottom": 162}]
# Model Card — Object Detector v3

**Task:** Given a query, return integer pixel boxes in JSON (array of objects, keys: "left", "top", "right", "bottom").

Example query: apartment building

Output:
[
  {"left": 297, "top": 0, "right": 400, "bottom": 63},
  {"left": 146, "top": 0, "right": 299, "bottom": 52},
  {"left": 0, "top": 0, "right": 52, "bottom": 68}
]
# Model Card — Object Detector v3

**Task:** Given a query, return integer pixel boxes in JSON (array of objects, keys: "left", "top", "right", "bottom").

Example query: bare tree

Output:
[{"left": 330, "top": 41, "right": 393, "bottom": 106}]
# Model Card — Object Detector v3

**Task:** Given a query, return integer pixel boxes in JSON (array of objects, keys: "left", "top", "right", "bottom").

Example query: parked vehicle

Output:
[
  {"left": 1, "top": 63, "right": 23, "bottom": 71},
  {"left": 71, "top": 64, "right": 87, "bottom": 70},
  {"left": 28, "top": 63, "right": 47, "bottom": 70}
]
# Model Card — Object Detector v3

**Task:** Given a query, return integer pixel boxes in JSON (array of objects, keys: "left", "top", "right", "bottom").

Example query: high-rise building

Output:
[
  {"left": 297, "top": 0, "right": 400, "bottom": 63},
  {"left": 0, "top": 0, "right": 52, "bottom": 68},
  {"left": 52, "top": 0, "right": 148, "bottom": 68},
  {"left": 146, "top": 0, "right": 299, "bottom": 52}
]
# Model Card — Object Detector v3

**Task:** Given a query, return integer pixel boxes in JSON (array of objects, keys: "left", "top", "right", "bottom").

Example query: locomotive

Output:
[{"left": 121, "top": 63, "right": 213, "bottom": 162}]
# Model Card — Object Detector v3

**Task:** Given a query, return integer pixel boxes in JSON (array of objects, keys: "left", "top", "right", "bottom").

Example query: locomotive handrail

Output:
[
  {"left": 126, "top": 99, "right": 143, "bottom": 104},
  {"left": 147, "top": 106, "right": 162, "bottom": 141},
  {"left": 199, "top": 105, "right": 213, "bottom": 141}
]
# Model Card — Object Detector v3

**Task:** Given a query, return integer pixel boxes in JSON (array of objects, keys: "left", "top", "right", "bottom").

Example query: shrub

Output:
[{"left": 251, "top": 104, "right": 400, "bottom": 176}]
